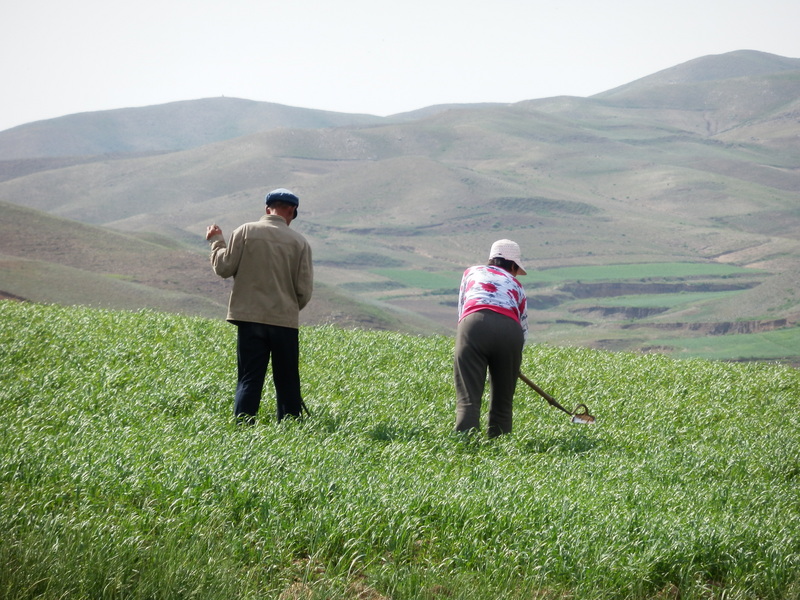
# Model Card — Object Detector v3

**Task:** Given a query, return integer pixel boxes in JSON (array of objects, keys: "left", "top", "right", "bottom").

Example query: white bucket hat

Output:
[{"left": 489, "top": 239, "right": 527, "bottom": 275}]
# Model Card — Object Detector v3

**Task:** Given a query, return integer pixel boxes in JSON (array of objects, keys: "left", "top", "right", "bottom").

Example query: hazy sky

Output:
[{"left": 2, "top": 0, "right": 799, "bottom": 132}]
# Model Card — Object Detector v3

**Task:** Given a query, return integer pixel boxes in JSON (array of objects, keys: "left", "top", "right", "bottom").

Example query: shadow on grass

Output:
[
  {"left": 522, "top": 432, "right": 599, "bottom": 455},
  {"left": 367, "top": 421, "right": 427, "bottom": 442}
]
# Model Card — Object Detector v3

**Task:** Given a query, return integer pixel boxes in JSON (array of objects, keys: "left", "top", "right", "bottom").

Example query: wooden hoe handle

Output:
[{"left": 518, "top": 372, "right": 574, "bottom": 417}]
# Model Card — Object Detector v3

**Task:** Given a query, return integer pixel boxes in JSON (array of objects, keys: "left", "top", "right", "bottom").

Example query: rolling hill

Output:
[
  {"left": 1, "top": 50, "right": 799, "bottom": 363},
  {"left": 0, "top": 97, "right": 389, "bottom": 160}
]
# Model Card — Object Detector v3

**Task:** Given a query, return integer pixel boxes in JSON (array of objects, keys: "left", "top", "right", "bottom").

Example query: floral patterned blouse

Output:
[{"left": 457, "top": 265, "right": 528, "bottom": 342}]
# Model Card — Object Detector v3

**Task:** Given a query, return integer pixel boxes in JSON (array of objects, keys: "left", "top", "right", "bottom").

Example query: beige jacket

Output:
[{"left": 209, "top": 214, "right": 313, "bottom": 328}]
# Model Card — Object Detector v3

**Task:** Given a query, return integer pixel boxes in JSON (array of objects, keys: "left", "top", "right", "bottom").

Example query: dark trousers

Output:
[
  {"left": 454, "top": 310, "right": 524, "bottom": 437},
  {"left": 233, "top": 321, "right": 303, "bottom": 422}
]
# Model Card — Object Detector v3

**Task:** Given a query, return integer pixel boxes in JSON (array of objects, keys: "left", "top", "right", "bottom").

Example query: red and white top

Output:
[{"left": 457, "top": 265, "right": 528, "bottom": 342}]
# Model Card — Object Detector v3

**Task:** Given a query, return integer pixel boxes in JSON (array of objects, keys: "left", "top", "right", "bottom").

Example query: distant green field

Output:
[
  {"left": 373, "top": 263, "right": 755, "bottom": 291},
  {"left": 575, "top": 290, "right": 741, "bottom": 309},
  {"left": 653, "top": 326, "right": 800, "bottom": 361},
  {"left": 526, "top": 262, "right": 755, "bottom": 283}
]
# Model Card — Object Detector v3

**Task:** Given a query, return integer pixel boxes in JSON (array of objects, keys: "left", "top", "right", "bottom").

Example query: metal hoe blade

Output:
[
  {"left": 518, "top": 372, "right": 595, "bottom": 424},
  {"left": 570, "top": 404, "right": 595, "bottom": 424}
]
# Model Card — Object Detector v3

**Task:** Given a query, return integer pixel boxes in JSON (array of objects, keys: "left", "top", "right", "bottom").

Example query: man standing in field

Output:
[
  {"left": 206, "top": 188, "right": 313, "bottom": 423},
  {"left": 454, "top": 239, "right": 528, "bottom": 437}
]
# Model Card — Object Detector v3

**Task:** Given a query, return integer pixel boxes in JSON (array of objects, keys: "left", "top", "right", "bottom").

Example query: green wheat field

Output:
[{"left": 1, "top": 301, "right": 798, "bottom": 600}]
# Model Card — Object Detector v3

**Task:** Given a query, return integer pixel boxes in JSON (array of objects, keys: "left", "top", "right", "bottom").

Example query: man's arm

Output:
[{"left": 206, "top": 224, "right": 242, "bottom": 279}]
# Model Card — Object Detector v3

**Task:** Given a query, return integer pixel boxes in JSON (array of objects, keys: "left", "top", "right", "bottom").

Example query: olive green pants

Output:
[{"left": 454, "top": 310, "right": 524, "bottom": 437}]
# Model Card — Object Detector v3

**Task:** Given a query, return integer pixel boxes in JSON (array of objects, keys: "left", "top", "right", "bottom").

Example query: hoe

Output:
[{"left": 519, "top": 372, "right": 595, "bottom": 424}]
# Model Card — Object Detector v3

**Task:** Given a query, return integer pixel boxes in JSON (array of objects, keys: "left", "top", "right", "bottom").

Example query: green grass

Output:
[{"left": 1, "top": 301, "right": 799, "bottom": 599}]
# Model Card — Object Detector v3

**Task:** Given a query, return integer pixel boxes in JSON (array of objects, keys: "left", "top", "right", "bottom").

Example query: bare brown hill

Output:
[
  {"left": 1, "top": 50, "right": 799, "bottom": 362},
  {"left": 0, "top": 97, "right": 387, "bottom": 161},
  {"left": 596, "top": 50, "right": 800, "bottom": 95}
]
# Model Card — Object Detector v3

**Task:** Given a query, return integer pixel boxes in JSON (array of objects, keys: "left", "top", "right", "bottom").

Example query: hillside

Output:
[
  {"left": 0, "top": 201, "right": 444, "bottom": 334},
  {"left": 1, "top": 50, "right": 799, "bottom": 363}
]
